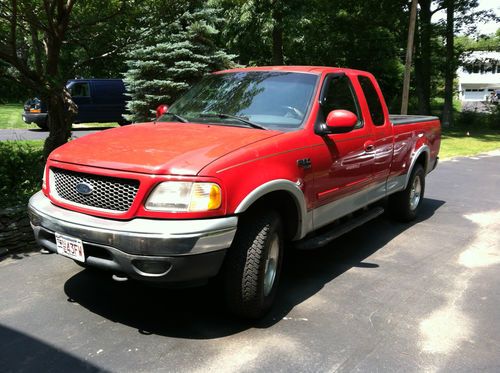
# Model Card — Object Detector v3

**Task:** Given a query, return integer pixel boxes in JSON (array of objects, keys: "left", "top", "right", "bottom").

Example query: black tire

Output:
[
  {"left": 389, "top": 164, "right": 425, "bottom": 222},
  {"left": 36, "top": 121, "right": 48, "bottom": 130},
  {"left": 223, "top": 210, "right": 284, "bottom": 319}
]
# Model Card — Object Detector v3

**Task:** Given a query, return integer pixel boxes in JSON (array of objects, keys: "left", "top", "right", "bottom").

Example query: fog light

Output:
[{"left": 132, "top": 260, "right": 171, "bottom": 275}]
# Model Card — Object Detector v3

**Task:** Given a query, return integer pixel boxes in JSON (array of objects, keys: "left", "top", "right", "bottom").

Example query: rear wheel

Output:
[
  {"left": 223, "top": 210, "right": 283, "bottom": 319},
  {"left": 389, "top": 164, "right": 425, "bottom": 222}
]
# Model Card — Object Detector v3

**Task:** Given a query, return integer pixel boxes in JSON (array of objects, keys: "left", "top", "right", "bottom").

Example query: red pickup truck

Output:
[{"left": 28, "top": 66, "right": 440, "bottom": 318}]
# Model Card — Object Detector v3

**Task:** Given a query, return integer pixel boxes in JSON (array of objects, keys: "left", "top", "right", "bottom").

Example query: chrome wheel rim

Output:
[
  {"left": 409, "top": 175, "right": 422, "bottom": 211},
  {"left": 263, "top": 234, "right": 280, "bottom": 297}
]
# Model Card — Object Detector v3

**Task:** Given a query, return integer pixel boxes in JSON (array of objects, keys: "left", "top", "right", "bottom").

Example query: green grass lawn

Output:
[
  {"left": 0, "top": 104, "right": 37, "bottom": 129},
  {"left": 0, "top": 104, "right": 119, "bottom": 130},
  {"left": 440, "top": 129, "right": 500, "bottom": 159}
]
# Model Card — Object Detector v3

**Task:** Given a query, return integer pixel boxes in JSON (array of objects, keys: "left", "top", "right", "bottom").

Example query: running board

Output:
[{"left": 294, "top": 206, "right": 385, "bottom": 250}]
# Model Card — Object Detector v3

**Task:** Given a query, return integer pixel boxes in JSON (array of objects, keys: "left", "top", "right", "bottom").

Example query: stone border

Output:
[{"left": 0, "top": 204, "right": 38, "bottom": 257}]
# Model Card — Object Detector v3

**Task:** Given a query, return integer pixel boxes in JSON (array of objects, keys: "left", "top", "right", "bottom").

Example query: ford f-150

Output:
[{"left": 28, "top": 66, "right": 441, "bottom": 318}]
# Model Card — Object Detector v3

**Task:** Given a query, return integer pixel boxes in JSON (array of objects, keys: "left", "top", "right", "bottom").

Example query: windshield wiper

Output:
[
  {"left": 198, "top": 113, "right": 267, "bottom": 130},
  {"left": 159, "top": 112, "right": 188, "bottom": 123}
]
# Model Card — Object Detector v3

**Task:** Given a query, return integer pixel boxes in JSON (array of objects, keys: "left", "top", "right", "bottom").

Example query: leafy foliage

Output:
[
  {"left": 0, "top": 141, "right": 44, "bottom": 208},
  {"left": 123, "top": 5, "right": 236, "bottom": 122}
]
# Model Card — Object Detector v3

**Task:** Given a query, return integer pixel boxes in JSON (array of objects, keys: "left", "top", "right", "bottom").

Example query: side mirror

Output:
[
  {"left": 156, "top": 104, "right": 169, "bottom": 119},
  {"left": 324, "top": 110, "right": 358, "bottom": 134}
]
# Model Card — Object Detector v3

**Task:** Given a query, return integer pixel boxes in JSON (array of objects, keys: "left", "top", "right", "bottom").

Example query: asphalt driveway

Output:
[
  {"left": 1, "top": 152, "right": 499, "bottom": 372},
  {"left": 0, "top": 127, "right": 113, "bottom": 141}
]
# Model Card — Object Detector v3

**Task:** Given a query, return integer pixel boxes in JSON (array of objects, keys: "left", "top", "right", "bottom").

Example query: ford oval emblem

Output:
[{"left": 76, "top": 182, "right": 93, "bottom": 196}]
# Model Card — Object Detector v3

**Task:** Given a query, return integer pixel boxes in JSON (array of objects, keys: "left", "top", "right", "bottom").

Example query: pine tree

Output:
[{"left": 123, "top": 6, "right": 236, "bottom": 122}]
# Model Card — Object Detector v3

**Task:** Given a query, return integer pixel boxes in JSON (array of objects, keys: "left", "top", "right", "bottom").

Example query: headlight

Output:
[{"left": 145, "top": 182, "right": 222, "bottom": 212}]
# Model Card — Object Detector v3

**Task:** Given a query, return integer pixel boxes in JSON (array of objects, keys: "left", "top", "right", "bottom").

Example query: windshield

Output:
[{"left": 164, "top": 71, "right": 318, "bottom": 131}]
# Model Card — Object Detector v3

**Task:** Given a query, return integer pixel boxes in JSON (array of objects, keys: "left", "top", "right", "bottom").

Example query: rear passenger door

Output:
[
  {"left": 90, "top": 80, "right": 127, "bottom": 123},
  {"left": 356, "top": 74, "right": 393, "bottom": 195},
  {"left": 312, "top": 73, "right": 375, "bottom": 230}
]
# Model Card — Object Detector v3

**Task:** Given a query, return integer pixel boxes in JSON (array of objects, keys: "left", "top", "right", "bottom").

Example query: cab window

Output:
[{"left": 321, "top": 75, "right": 362, "bottom": 129}]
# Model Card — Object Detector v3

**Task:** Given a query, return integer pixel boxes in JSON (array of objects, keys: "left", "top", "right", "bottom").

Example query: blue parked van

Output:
[{"left": 22, "top": 79, "right": 129, "bottom": 130}]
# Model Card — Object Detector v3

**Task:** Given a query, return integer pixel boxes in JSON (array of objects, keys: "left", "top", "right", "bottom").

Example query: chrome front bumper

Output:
[{"left": 28, "top": 191, "right": 238, "bottom": 283}]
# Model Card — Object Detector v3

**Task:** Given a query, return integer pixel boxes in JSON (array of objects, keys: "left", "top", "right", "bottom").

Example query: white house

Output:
[{"left": 457, "top": 51, "right": 500, "bottom": 102}]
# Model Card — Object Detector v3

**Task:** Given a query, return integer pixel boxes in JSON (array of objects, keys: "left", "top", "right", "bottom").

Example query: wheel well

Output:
[
  {"left": 414, "top": 151, "right": 428, "bottom": 173},
  {"left": 242, "top": 191, "right": 300, "bottom": 242}
]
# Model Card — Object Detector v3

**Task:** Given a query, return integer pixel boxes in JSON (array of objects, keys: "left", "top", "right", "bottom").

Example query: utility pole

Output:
[{"left": 401, "top": 0, "right": 418, "bottom": 115}]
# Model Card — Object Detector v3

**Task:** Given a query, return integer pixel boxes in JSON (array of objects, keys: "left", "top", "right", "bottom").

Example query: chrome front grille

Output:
[{"left": 50, "top": 167, "right": 140, "bottom": 212}]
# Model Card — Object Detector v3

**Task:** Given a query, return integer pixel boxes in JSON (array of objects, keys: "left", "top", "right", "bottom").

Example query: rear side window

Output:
[
  {"left": 321, "top": 75, "right": 362, "bottom": 128},
  {"left": 358, "top": 76, "right": 385, "bottom": 126}
]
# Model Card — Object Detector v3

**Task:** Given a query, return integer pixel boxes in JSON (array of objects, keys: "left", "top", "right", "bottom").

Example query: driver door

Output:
[{"left": 312, "top": 73, "right": 375, "bottom": 230}]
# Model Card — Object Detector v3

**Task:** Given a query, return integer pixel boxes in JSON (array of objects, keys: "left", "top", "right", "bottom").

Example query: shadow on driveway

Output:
[
  {"left": 0, "top": 324, "right": 101, "bottom": 372},
  {"left": 63, "top": 198, "right": 445, "bottom": 340}
]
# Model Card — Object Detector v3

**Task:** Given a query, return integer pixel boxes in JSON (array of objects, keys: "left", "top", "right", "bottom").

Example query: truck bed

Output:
[{"left": 389, "top": 114, "right": 439, "bottom": 125}]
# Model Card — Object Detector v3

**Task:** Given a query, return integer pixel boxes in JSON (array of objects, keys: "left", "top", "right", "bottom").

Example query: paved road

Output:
[
  {"left": 0, "top": 127, "right": 114, "bottom": 141},
  {"left": 1, "top": 153, "right": 500, "bottom": 372}
]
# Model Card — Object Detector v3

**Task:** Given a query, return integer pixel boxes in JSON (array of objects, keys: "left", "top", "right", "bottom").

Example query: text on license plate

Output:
[{"left": 55, "top": 233, "right": 85, "bottom": 262}]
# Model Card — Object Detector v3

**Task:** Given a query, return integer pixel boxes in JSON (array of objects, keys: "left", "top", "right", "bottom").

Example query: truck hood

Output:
[{"left": 49, "top": 122, "right": 281, "bottom": 175}]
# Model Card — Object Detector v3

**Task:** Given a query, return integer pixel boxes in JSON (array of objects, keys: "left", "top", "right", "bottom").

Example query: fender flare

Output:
[
  {"left": 234, "top": 179, "right": 309, "bottom": 240},
  {"left": 404, "top": 145, "right": 430, "bottom": 189}
]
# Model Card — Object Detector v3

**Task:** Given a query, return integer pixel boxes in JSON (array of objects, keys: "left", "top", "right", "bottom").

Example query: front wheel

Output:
[
  {"left": 223, "top": 210, "right": 283, "bottom": 319},
  {"left": 389, "top": 164, "right": 425, "bottom": 222},
  {"left": 35, "top": 121, "right": 48, "bottom": 130}
]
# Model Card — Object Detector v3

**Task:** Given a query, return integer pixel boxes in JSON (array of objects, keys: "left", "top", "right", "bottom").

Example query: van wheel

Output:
[
  {"left": 223, "top": 210, "right": 283, "bottom": 319},
  {"left": 389, "top": 164, "right": 425, "bottom": 222},
  {"left": 36, "top": 121, "right": 48, "bottom": 130}
]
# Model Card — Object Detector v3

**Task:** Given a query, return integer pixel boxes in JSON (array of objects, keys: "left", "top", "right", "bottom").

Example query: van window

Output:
[
  {"left": 358, "top": 76, "right": 385, "bottom": 126},
  {"left": 71, "top": 82, "right": 90, "bottom": 97},
  {"left": 321, "top": 75, "right": 362, "bottom": 129}
]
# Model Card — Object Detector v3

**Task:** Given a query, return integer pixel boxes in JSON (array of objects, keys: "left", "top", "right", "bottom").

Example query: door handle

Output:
[{"left": 364, "top": 141, "right": 375, "bottom": 152}]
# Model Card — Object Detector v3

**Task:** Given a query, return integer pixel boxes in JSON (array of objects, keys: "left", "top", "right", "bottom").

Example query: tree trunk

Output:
[
  {"left": 43, "top": 87, "right": 77, "bottom": 159},
  {"left": 415, "top": 0, "right": 432, "bottom": 115},
  {"left": 271, "top": 0, "right": 284, "bottom": 65},
  {"left": 442, "top": 0, "right": 454, "bottom": 127}
]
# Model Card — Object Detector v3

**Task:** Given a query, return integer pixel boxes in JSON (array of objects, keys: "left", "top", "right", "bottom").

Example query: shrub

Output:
[
  {"left": 0, "top": 141, "right": 44, "bottom": 208},
  {"left": 454, "top": 104, "right": 500, "bottom": 130}
]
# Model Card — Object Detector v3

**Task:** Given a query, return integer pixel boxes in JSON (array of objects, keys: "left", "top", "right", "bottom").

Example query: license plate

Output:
[{"left": 55, "top": 233, "right": 85, "bottom": 262}]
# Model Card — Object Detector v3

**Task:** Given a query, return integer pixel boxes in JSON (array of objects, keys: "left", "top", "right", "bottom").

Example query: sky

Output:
[
  {"left": 435, "top": 0, "right": 499, "bottom": 35},
  {"left": 475, "top": 0, "right": 499, "bottom": 35}
]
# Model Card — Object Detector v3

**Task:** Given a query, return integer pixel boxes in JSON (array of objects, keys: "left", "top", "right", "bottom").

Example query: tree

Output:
[
  {"left": 414, "top": 0, "right": 497, "bottom": 116},
  {"left": 441, "top": 0, "right": 454, "bottom": 127},
  {"left": 0, "top": 0, "right": 136, "bottom": 159},
  {"left": 217, "top": 0, "right": 408, "bottom": 111},
  {"left": 123, "top": 4, "right": 236, "bottom": 122}
]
